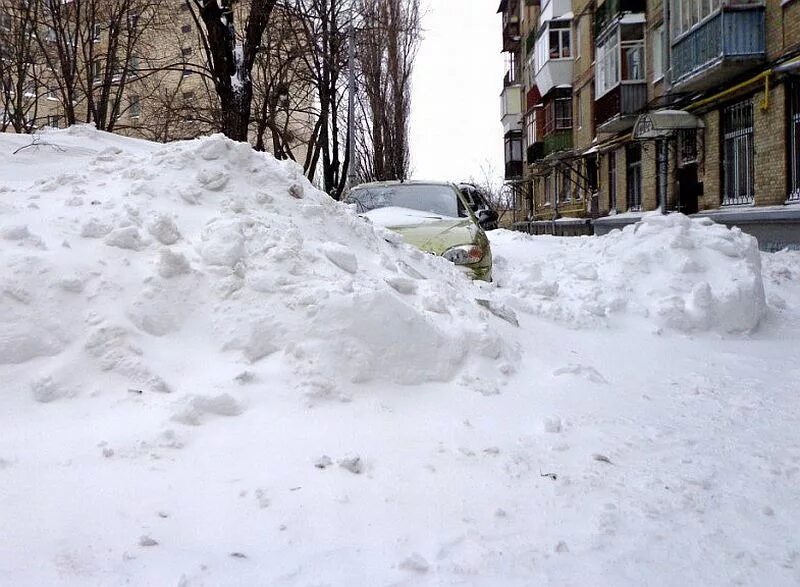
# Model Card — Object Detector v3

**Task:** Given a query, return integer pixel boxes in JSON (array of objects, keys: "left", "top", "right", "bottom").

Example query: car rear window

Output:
[{"left": 345, "top": 184, "right": 464, "bottom": 218}]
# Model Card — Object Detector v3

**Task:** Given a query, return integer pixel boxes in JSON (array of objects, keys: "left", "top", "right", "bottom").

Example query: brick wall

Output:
[
  {"left": 767, "top": 0, "right": 800, "bottom": 61},
  {"left": 754, "top": 82, "right": 788, "bottom": 206},
  {"left": 699, "top": 110, "right": 720, "bottom": 211}
]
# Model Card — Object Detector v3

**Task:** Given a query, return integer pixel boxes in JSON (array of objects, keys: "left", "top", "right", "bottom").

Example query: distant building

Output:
[{"left": 0, "top": 0, "right": 313, "bottom": 160}]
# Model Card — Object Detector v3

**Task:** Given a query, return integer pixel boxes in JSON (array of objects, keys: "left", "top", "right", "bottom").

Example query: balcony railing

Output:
[
  {"left": 595, "top": 83, "right": 647, "bottom": 131},
  {"left": 542, "top": 130, "right": 572, "bottom": 157},
  {"left": 527, "top": 143, "right": 544, "bottom": 164},
  {"left": 672, "top": 8, "right": 765, "bottom": 91},
  {"left": 505, "top": 160, "right": 524, "bottom": 179}
]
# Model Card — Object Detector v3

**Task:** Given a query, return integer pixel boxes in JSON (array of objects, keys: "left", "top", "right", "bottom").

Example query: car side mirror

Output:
[{"left": 477, "top": 209, "right": 498, "bottom": 229}]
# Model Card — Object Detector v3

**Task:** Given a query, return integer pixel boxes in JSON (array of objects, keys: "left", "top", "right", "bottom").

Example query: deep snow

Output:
[{"left": 1, "top": 128, "right": 800, "bottom": 586}]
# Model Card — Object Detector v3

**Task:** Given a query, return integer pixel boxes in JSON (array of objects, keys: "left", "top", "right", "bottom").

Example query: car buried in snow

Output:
[{"left": 344, "top": 181, "right": 496, "bottom": 282}]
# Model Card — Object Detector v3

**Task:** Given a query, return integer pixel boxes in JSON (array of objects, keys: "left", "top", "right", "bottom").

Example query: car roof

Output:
[{"left": 350, "top": 180, "right": 458, "bottom": 189}]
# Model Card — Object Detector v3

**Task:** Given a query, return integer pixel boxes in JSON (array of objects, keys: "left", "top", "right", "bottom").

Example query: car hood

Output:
[{"left": 362, "top": 207, "right": 476, "bottom": 255}]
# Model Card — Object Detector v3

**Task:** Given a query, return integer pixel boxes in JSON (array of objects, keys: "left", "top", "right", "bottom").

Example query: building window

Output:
[
  {"left": 790, "top": 81, "right": 800, "bottom": 203},
  {"left": 626, "top": 144, "right": 642, "bottom": 211},
  {"left": 46, "top": 114, "right": 60, "bottom": 128},
  {"left": 92, "top": 59, "right": 102, "bottom": 82},
  {"left": 545, "top": 174, "right": 552, "bottom": 205},
  {"left": 672, "top": 0, "right": 722, "bottom": 37},
  {"left": 92, "top": 23, "right": 101, "bottom": 42},
  {"left": 44, "top": 26, "right": 56, "bottom": 43},
  {"left": 46, "top": 85, "right": 58, "bottom": 100},
  {"left": 652, "top": 25, "right": 664, "bottom": 81},
  {"left": 181, "top": 23, "right": 192, "bottom": 33},
  {"left": 181, "top": 47, "right": 192, "bottom": 57},
  {"left": 182, "top": 90, "right": 195, "bottom": 101},
  {"left": 608, "top": 150, "right": 617, "bottom": 211},
  {"left": 656, "top": 141, "right": 667, "bottom": 210},
  {"left": 127, "top": 11, "right": 139, "bottom": 30},
  {"left": 545, "top": 95, "right": 573, "bottom": 134},
  {"left": 129, "top": 94, "right": 140, "bottom": 118},
  {"left": 182, "top": 68, "right": 192, "bottom": 77},
  {"left": 574, "top": 17, "right": 581, "bottom": 60},
  {"left": 549, "top": 20, "right": 571, "bottom": 59},
  {"left": 575, "top": 89, "right": 582, "bottom": 129},
  {"left": 180, "top": 2, "right": 190, "bottom": 10},
  {"left": 128, "top": 56, "right": 139, "bottom": 75},
  {"left": 722, "top": 99, "right": 754, "bottom": 206},
  {"left": 1, "top": 11, "right": 12, "bottom": 32},
  {"left": 526, "top": 111, "right": 536, "bottom": 147}
]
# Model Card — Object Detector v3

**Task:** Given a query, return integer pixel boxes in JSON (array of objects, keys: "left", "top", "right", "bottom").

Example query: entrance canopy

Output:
[{"left": 633, "top": 110, "right": 705, "bottom": 140}]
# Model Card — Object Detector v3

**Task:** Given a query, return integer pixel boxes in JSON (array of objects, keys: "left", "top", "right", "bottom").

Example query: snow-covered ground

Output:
[{"left": 1, "top": 128, "right": 799, "bottom": 586}]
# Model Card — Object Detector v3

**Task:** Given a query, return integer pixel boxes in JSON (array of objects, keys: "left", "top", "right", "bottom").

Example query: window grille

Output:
[
  {"left": 789, "top": 81, "right": 800, "bottom": 203},
  {"left": 722, "top": 99, "right": 754, "bottom": 206},
  {"left": 626, "top": 144, "right": 642, "bottom": 211}
]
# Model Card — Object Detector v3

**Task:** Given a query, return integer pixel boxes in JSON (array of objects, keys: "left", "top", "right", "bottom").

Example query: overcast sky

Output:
[{"left": 409, "top": 0, "right": 505, "bottom": 183}]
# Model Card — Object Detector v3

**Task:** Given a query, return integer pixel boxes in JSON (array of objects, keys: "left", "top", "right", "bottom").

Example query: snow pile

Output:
[
  {"left": 492, "top": 213, "right": 766, "bottom": 333},
  {"left": 0, "top": 127, "right": 516, "bottom": 402}
]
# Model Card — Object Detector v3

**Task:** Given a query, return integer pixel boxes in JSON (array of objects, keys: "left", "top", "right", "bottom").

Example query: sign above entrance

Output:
[{"left": 633, "top": 110, "right": 705, "bottom": 140}]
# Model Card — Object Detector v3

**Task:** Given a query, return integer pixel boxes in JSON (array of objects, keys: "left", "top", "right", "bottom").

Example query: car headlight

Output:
[{"left": 442, "top": 244, "right": 484, "bottom": 265}]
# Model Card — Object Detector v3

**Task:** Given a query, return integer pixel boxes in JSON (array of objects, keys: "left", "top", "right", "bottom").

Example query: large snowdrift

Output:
[
  {"left": 3, "top": 129, "right": 799, "bottom": 587},
  {"left": 492, "top": 213, "right": 766, "bottom": 333},
  {"left": 0, "top": 127, "right": 517, "bottom": 401}
]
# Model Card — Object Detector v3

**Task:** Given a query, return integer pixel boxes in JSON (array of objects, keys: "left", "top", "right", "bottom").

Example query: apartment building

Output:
[
  {"left": 0, "top": 0, "right": 313, "bottom": 160},
  {"left": 498, "top": 0, "right": 800, "bottom": 237}
]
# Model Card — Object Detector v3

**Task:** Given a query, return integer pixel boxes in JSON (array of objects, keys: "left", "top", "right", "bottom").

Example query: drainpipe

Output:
[{"left": 663, "top": 0, "right": 671, "bottom": 93}]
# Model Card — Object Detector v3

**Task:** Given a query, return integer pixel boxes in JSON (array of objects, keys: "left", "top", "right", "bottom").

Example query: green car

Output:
[{"left": 345, "top": 181, "right": 496, "bottom": 281}]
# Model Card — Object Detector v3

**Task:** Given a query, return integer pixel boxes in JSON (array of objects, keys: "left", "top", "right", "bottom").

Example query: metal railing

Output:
[{"left": 672, "top": 8, "right": 765, "bottom": 86}]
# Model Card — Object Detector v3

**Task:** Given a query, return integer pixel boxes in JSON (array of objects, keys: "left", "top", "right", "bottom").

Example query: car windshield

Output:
[{"left": 345, "top": 184, "right": 463, "bottom": 218}]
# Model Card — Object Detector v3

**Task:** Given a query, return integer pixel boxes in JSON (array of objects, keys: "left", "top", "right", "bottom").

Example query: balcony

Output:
[
  {"left": 527, "top": 142, "right": 544, "bottom": 164},
  {"left": 595, "top": 83, "right": 647, "bottom": 134},
  {"left": 671, "top": 7, "right": 765, "bottom": 92},
  {"left": 501, "top": 85, "right": 523, "bottom": 134},
  {"left": 594, "top": 0, "right": 646, "bottom": 37},
  {"left": 542, "top": 130, "right": 572, "bottom": 157},
  {"left": 502, "top": 11, "right": 521, "bottom": 52},
  {"left": 534, "top": 60, "right": 572, "bottom": 98},
  {"left": 540, "top": 0, "right": 571, "bottom": 22},
  {"left": 505, "top": 160, "right": 524, "bottom": 180}
]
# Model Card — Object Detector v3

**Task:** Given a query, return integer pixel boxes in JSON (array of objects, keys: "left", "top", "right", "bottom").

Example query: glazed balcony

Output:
[
  {"left": 505, "top": 160, "right": 524, "bottom": 179},
  {"left": 501, "top": 85, "right": 523, "bottom": 134},
  {"left": 595, "top": 82, "right": 647, "bottom": 134},
  {"left": 502, "top": 11, "right": 521, "bottom": 52},
  {"left": 671, "top": 7, "right": 765, "bottom": 92},
  {"left": 527, "top": 142, "right": 544, "bottom": 164},
  {"left": 542, "top": 129, "right": 572, "bottom": 157}
]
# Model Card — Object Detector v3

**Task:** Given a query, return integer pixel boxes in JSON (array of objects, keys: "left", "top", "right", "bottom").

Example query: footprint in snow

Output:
[{"left": 553, "top": 363, "right": 608, "bottom": 384}]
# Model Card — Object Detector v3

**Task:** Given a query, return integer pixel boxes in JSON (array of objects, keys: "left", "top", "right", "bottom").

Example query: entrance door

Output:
[{"left": 678, "top": 163, "right": 700, "bottom": 215}]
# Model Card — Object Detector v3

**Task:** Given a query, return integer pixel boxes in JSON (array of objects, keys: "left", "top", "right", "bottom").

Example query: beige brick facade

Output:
[{"left": 503, "top": 0, "right": 800, "bottom": 224}]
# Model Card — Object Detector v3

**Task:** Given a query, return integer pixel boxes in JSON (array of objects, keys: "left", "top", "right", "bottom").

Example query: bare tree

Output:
[
  {"left": 354, "top": 0, "right": 419, "bottom": 182},
  {"left": 288, "top": 0, "right": 354, "bottom": 198},
  {"left": 467, "top": 162, "right": 515, "bottom": 224},
  {"left": 250, "top": 6, "right": 316, "bottom": 165},
  {"left": 0, "top": 0, "right": 43, "bottom": 132},
  {"left": 181, "top": 0, "right": 278, "bottom": 141}
]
